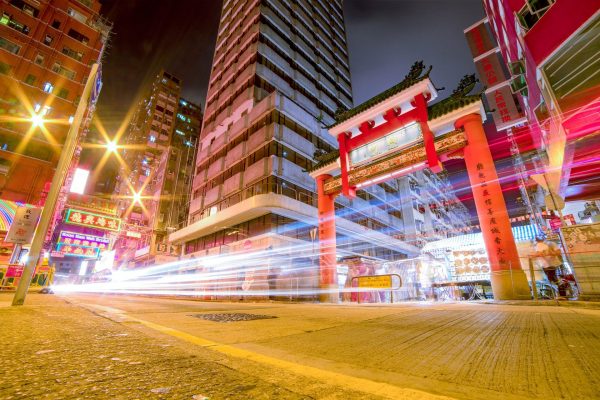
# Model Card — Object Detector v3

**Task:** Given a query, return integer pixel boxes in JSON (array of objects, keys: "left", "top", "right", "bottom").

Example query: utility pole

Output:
[{"left": 12, "top": 64, "right": 100, "bottom": 306}]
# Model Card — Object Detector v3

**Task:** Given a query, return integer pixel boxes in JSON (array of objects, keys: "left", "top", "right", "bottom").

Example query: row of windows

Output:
[
  {"left": 184, "top": 211, "right": 407, "bottom": 263},
  {"left": 194, "top": 139, "right": 313, "bottom": 194},
  {"left": 198, "top": 109, "right": 334, "bottom": 173},
  {"left": 260, "top": 13, "right": 351, "bottom": 94},
  {"left": 263, "top": 1, "right": 351, "bottom": 85},
  {"left": 192, "top": 175, "right": 317, "bottom": 222}
]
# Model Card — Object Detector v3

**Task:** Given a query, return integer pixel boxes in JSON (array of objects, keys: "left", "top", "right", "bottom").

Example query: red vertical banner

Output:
[
  {"left": 457, "top": 113, "right": 531, "bottom": 300},
  {"left": 465, "top": 21, "right": 496, "bottom": 58}
]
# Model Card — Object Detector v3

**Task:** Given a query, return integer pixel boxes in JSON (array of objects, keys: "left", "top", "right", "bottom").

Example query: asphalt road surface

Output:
[{"left": 1, "top": 293, "right": 599, "bottom": 399}]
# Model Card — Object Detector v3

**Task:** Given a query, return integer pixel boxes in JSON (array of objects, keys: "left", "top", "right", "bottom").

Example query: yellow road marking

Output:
[{"left": 83, "top": 303, "right": 453, "bottom": 400}]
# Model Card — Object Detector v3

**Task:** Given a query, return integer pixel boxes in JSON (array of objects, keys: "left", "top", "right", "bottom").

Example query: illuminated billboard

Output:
[
  {"left": 69, "top": 168, "right": 89, "bottom": 195},
  {"left": 58, "top": 231, "right": 110, "bottom": 250},
  {"left": 55, "top": 243, "right": 101, "bottom": 258},
  {"left": 64, "top": 209, "right": 121, "bottom": 232}
]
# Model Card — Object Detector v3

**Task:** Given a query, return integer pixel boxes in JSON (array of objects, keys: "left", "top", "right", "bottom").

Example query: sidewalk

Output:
[{"left": 0, "top": 293, "right": 387, "bottom": 400}]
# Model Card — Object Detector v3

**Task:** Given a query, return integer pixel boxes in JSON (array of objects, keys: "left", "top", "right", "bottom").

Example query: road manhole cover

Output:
[{"left": 190, "top": 313, "right": 277, "bottom": 323}]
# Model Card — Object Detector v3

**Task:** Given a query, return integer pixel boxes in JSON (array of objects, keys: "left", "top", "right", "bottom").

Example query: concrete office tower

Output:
[
  {"left": 115, "top": 71, "right": 201, "bottom": 267},
  {"left": 170, "top": 0, "right": 470, "bottom": 289},
  {"left": 0, "top": 0, "right": 110, "bottom": 204}
]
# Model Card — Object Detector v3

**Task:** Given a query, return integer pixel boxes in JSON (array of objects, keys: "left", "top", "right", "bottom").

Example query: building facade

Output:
[
  {"left": 114, "top": 71, "right": 201, "bottom": 267},
  {"left": 49, "top": 192, "right": 120, "bottom": 282},
  {"left": 169, "top": 0, "right": 471, "bottom": 293},
  {"left": 0, "top": 0, "right": 110, "bottom": 204},
  {"left": 470, "top": 0, "right": 599, "bottom": 203}
]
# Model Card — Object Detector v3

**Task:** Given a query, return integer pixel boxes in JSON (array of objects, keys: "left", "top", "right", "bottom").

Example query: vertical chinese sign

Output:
[{"left": 464, "top": 20, "right": 526, "bottom": 130}]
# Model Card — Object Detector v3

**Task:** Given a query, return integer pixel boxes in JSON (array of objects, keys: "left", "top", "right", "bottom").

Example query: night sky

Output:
[{"left": 95, "top": 0, "right": 484, "bottom": 131}]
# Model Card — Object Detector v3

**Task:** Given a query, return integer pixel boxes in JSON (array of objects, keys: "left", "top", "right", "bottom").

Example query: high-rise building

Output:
[
  {"left": 0, "top": 0, "right": 110, "bottom": 204},
  {"left": 114, "top": 71, "right": 201, "bottom": 267},
  {"left": 466, "top": 0, "right": 599, "bottom": 204},
  {"left": 169, "top": 0, "right": 470, "bottom": 289}
]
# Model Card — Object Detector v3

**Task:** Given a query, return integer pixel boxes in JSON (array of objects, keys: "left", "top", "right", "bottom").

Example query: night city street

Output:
[{"left": 0, "top": 0, "right": 599, "bottom": 399}]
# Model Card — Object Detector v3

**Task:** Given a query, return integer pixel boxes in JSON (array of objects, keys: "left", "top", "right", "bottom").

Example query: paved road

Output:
[{"left": 2, "top": 293, "right": 600, "bottom": 399}]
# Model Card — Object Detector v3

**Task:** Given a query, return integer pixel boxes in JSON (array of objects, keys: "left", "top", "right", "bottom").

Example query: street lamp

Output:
[
  {"left": 12, "top": 63, "right": 100, "bottom": 306},
  {"left": 106, "top": 140, "right": 118, "bottom": 153},
  {"left": 132, "top": 191, "right": 142, "bottom": 204},
  {"left": 30, "top": 113, "right": 45, "bottom": 128}
]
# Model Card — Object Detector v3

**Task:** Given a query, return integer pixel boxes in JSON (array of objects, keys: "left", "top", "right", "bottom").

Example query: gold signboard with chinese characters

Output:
[
  {"left": 64, "top": 208, "right": 121, "bottom": 232},
  {"left": 324, "top": 129, "right": 467, "bottom": 194}
]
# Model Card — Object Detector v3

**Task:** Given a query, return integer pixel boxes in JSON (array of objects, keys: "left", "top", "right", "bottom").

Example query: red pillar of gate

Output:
[
  {"left": 456, "top": 114, "right": 531, "bottom": 300},
  {"left": 316, "top": 174, "right": 339, "bottom": 303}
]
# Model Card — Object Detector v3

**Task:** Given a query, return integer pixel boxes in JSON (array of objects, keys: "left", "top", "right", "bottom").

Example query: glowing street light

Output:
[
  {"left": 12, "top": 63, "right": 101, "bottom": 306},
  {"left": 132, "top": 191, "right": 142, "bottom": 204},
  {"left": 30, "top": 113, "right": 45, "bottom": 128},
  {"left": 106, "top": 140, "right": 118, "bottom": 153}
]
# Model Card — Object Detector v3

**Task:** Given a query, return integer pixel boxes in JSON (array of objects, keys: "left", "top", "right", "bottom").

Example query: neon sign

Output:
[
  {"left": 55, "top": 243, "right": 101, "bottom": 258},
  {"left": 64, "top": 209, "right": 121, "bottom": 232},
  {"left": 58, "top": 231, "right": 110, "bottom": 249}
]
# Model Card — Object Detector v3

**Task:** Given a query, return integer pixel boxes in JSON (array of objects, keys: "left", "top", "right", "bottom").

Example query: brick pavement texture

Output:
[{"left": 0, "top": 294, "right": 380, "bottom": 400}]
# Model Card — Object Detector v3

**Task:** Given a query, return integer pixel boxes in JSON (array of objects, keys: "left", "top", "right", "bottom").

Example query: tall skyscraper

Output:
[
  {"left": 114, "top": 71, "right": 201, "bottom": 267},
  {"left": 169, "top": 0, "right": 470, "bottom": 290},
  {"left": 0, "top": 0, "right": 110, "bottom": 204}
]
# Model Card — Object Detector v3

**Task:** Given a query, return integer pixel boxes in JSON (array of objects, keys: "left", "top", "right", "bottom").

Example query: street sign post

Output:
[{"left": 12, "top": 64, "right": 100, "bottom": 306}]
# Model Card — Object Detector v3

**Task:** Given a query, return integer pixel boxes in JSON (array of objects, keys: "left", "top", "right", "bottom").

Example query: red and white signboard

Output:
[
  {"left": 6, "top": 264, "right": 24, "bottom": 278},
  {"left": 5, "top": 206, "right": 42, "bottom": 244}
]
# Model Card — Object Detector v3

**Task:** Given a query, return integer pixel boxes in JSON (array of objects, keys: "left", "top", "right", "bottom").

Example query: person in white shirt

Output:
[{"left": 532, "top": 237, "right": 563, "bottom": 282}]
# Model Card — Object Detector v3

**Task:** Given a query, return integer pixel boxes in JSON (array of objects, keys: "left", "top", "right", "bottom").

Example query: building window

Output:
[
  {"left": 0, "top": 37, "right": 21, "bottom": 54},
  {"left": 62, "top": 46, "right": 83, "bottom": 61},
  {"left": 0, "top": 62, "right": 10, "bottom": 75},
  {"left": 51, "top": 20, "right": 61, "bottom": 29},
  {"left": 149, "top": 135, "right": 156, "bottom": 143},
  {"left": 43, "top": 82, "right": 54, "bottom": 93},
  {"left": 517, "top": 0, "right": 556, "bottom": 30},
  {"left": 67, "top": 8, "right": 87, "bottom": 24},
  {"left": 57, "top": 88, "right": 69, "bottom": 99},
  {"left": 34, "top": 53, "right": 44, "bottom": 65},
  {"left": 51, "top": 63, "right": 76, "bottom": 80},
  {"left": 43, "top": 35, "right": 53, "bottom": 46},
  {"left": 24, "top": 74, "right": 36, "bottom": 85},
  {"left": 67, "top": 29, "right": 89, "bottom": 44},
  {"left": 9, "top": 0, "right": 39, "bottom": 17},
  {"left": 0, "top": 13, "right": 30, "bottom": 35}
]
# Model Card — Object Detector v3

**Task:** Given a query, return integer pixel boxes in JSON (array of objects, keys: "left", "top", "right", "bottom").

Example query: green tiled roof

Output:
[
  {"left": 306, "top": 149, "right": 340, "bottom": 173},
  {"left": 427, "top": 94, "right": 482, "bottom": 121},
  {"left": 330, "top": 62, "right": 433, "bottom": 128}
]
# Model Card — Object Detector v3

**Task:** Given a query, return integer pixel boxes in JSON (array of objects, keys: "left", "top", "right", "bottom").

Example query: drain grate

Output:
[{"left": 190, "top": 313, "right": 277, "bottom": 323}]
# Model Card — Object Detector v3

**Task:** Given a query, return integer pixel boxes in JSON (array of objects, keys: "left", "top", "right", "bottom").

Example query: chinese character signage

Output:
[
  {"left": 475, "top": 52, "right": 506, "bottom": 88},
  {"left": 5, "top": 206, "right": 42, "bottom": 244},
  {"left": 560, "top": 222, "right": 600, "bottom": 300},
  {"left": 486, "top": 84, "right": 524, "bottom": 130},
  {"left": 349, "top": 123, "right": 422, "bottom": 166},
  {"left": 58, "top": 231, "right": 110, "bottom": 250},
  {"left": 6, "top": 265, "right": 24, "bottom": 278},
  {"left": 55, "top": 243, "right": 101, "bottom": 258},
  {"left": 64, "top": 209, "right": 121, "bottom": 232},
  {"left": 465, "top": 21, "right": 525, "bottom": 130},
  {"left": 465, "top": 21, "right": 496, "bottom": 58}
]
